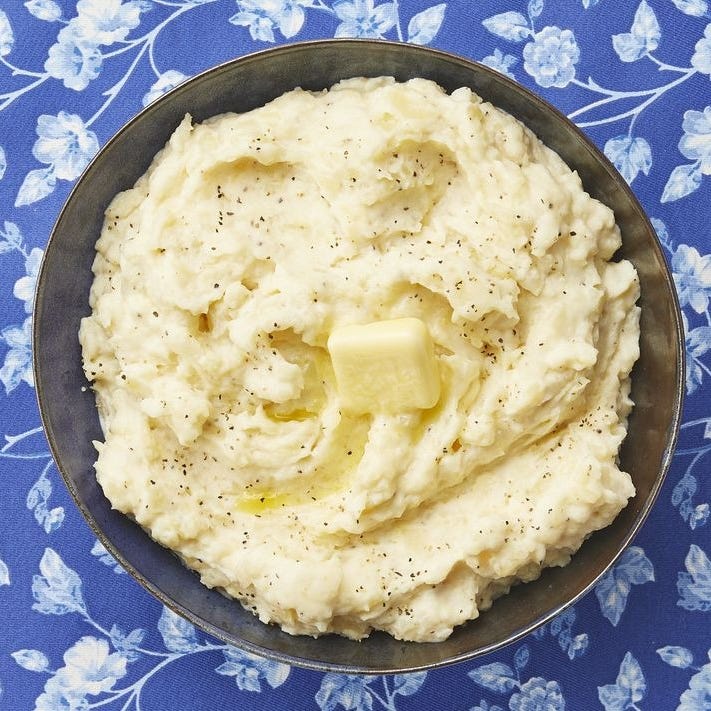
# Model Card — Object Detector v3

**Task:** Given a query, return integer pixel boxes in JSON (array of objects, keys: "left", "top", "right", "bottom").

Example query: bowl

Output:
[{"left": 33, "top": 39, "right": 684, "bottom": 673}]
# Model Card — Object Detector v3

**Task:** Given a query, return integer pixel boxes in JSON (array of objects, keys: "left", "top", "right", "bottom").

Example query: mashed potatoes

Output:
[{"left": 79, "top": 77, "right": 640, "bottom": 642}]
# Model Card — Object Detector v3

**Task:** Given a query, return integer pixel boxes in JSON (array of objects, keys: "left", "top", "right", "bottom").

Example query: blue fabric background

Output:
[{"left": 1, "top": 1, "right": 710, "bottom": 709}]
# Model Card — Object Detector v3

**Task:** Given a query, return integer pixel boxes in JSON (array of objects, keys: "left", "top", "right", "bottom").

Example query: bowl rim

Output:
[{"left": 33, "top": 37, "right": 686, "bottom": 674}]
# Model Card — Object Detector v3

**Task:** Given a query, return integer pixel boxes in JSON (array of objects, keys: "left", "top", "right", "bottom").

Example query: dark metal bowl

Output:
[{"left": 33, "top": 39, "right": 684, "bottom": 674}]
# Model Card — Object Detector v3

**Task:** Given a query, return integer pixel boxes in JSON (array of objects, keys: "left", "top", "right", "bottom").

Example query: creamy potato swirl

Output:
[{"left": 80, "top": 78, "right": 639, "bottom": 641}]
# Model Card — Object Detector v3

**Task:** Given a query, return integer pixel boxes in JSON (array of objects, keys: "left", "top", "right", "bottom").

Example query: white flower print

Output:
[
  {"left": 679, "top": 106, "right": 711, "bottom": 174},
  {"left": 482, "top": 48, "right": 518, "bottom": 79},
  {"left": 230, "top": 0, "right": 311, "bottom": 42},
  {"left": 13, "top": 247, "right": 43, "bottom": 314},
  {"left": 681, "top": 311, "right": 711, "bottom": 394},
  {"left": 509, "top": 677, "right": 565, "bottom": 711},
  {"left": 34, "top": 637, "right": 127, "bottom": 710},
  {"left": 73, "top": 0, "right": 142, "bottom": 45},
  {"left": 142, "top": 70, "right": 189, "bottom": 106},
  {"left": 332, "top": 0, "right": 397, "bottom": 39},
  {"left": 315, "top": 674, "right": 377, "bottom": 709},
  {"left": 468, "top": 653, "right": 568, "bottom": 711},
  {"left": 672, "top": 0, "right": 709, "bottom": 15},
  {"left": 58, "top": 637, "right": 127, "bottom": 696},
  {"left": 662, "top": 106, "right": 711, "bottom": 203},
  {"left": 677, "top": 544, "right": 711, "bottom": 611},
  {"left": 215, "top": 647, "right": 290, "bottom": 692},
  {"left": 0, "top": 9, "right": 14, "bottom": 56},
  {"left": 672, "top": 244, "right": 711, "bottom": 314},
  {"left": 677, "top": 659, "right": 711, "bottom": 710},
  {"left": 42, "top": 0, "right": 146, "bottom": 92},
  {"left": 32, "top": 111, "right": 99, "bottom": 181},
  {"left": 522, "top": 26, "right": 580, "bottom": 88},
  {"left": 44, "top": 25, "right": 103, "bottom": 91},
  {"left": 1, "top": 2, "right": 711, "bottom": 709},
  {"left": 691, "top": 23, "right": 711, "bottom": 76},
  {"left": 0, "top": 317, "right": 33, "bottom": 394}
]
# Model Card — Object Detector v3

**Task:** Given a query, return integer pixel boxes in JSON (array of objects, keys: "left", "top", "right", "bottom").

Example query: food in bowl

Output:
[{"left": 79, "top": 77, "right": 640, "bottom": 642}]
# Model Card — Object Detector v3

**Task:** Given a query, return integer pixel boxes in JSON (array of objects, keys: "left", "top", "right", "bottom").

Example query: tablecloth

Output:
[{"left": 1, "top": 1, "right": 710, "bottom": 709}]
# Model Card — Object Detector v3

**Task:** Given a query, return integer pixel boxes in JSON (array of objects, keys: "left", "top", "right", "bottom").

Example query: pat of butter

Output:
[{"left": 327, "top": 318, "right": 441, "bottom": 414}]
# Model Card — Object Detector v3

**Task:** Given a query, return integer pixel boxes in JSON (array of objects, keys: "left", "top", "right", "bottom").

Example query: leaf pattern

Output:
[
  {"left": 392, "top": 673, "right": 427, "bottom": 696},
  {"left": 468, "top": 662, "right": 518, "bottom": 694},
  {"left": 157, "top": 606, "right": 200, "bottom": 652},
  {"left": 24, "top": 0, "right": 63, "bottom": 22},
  {"left": 677, "top": 544, "right": 711, "bottom": 611},
  {"left": 90, "top": 540, "right": 126, "bottom": 574},
  {"left": 109, "top": 624, "right": 146, "bottom": 663},
  {"left": 611, "top": 1, "right": 661, "bottom": 62},
  {"left": 595, "top": 546, "right": 655, "bottom": 626},
  {"left": 672, "top": 0, "right": 708, "bottom": 16},
  {"left": 482, "top": 12, "right": 532, "bottom": 42},
  {"left": 216, "top": 647, "right": 290, "bottom": 691},
  {"left": 533, "top": 608, "right": 589, "bottom": 660},
  {"left": 662, "top": 163, "right": 703, "bottom": 203},
  {"left": 514, "top": 645, "right": 530, "bottom": 672},
  {"left": 315, "top": 675, "right": 375, "bottom": 710},
  {"left": 11, "top": 649, "right": 50, "bottom": 673},
  {"left": 528, "top": 0, "right": 544, "bottom": 19},
  {"left": 0, "top": 10, "right": 14, "bottom": 56},
  {"left": 26, "top": 463, "right": 65, "bottom": 533},
  {"left": 0, "top": 2, "right": 710, "bottom": 709},
  {"left": 0, "top": 555, "right": 9, "bottom": 586},
  {"left": 14, "top": 167, "right": 56, "bottom": 207},
  {"left": 407, "top": 4, "right": 445, "bottom": 45},
  {"left": 604, "top": 135, "right": 652, "bottom": 184},
  {"left": 31, "top": 548, "right": 87, "bottom": 616},
  {"left": 656, "top": 645, "right": 694, "bottom": 669},
  {"left": 598, "top": 652, "right": 647, "bottom": 710}
]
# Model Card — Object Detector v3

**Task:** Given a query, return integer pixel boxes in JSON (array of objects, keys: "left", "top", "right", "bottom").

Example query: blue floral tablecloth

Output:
[{"left": 1, "top": 1, "right": 710, "bottom": 709}]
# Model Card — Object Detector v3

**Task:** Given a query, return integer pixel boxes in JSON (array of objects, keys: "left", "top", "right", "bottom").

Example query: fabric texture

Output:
[{"left": 1, "top": 1, "right": 710, "bottom": 708}]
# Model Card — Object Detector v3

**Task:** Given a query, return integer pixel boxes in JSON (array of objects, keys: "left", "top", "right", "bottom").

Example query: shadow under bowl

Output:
[{"left": 33, "top": 39, "right": 684, "bottom": 674}]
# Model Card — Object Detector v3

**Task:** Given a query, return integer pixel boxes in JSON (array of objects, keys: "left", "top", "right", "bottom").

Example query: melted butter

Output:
[
  {"left": 263, "top": 332, "right": 330, "bottom": 422},
  {"left": 267, "top": 408, "right": 314, "bottom": 422},
  {"left": 235, "top": 415, "right": 370, "bottom": 513},
  {"left": 237, "top": 492, "right": 294, "bottom": 514},
  {"left": 231, "top": 326, "right": 383, "bottom": 514}
]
